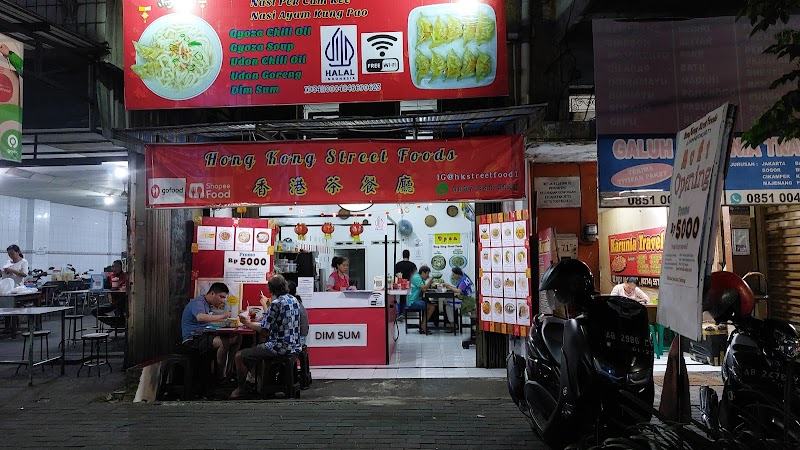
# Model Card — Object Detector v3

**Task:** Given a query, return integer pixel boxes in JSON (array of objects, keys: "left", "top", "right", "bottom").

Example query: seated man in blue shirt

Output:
[
  {"left": 231, "top": 274, "right": 302, "bottom": 399},
  {"left": 407, "top": 265, "right": 436, "bottom": 335},
  {"left": 181, "top": 282, "right": 241, "bottom": 381}
]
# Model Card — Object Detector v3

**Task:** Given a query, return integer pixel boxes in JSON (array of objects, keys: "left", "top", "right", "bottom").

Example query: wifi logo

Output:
[
  {"left": 367, "top": 34, "right": 398, "bottom": 57},
  {"left": 361, "top": 32, "right": 404, "bottom": 74}
]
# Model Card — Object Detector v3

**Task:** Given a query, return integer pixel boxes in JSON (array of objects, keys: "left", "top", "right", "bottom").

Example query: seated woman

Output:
[{"left": 443, "top": 267, "right": 475, "bottom": 329}]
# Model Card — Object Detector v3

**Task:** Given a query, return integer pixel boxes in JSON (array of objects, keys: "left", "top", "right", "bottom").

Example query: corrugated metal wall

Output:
[{"left": 764, "top": 205, "right": 800, "bottom": 325}]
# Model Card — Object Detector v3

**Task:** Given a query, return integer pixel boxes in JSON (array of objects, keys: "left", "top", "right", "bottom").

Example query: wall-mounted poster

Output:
[
  {"left": 608, "top": 226, "right": 666, "bottom": 288},
  {"left": 477, "top": 210, "right": 531, "bottom": 337}
]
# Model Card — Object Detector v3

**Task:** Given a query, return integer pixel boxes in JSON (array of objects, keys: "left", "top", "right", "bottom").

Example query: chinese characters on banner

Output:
[
  {"left": 658, "top": 104, "right": 736, "bottom": 341},
  {"left": 192, "top": 217, "right": 276, "bottom": 318},
  {"left": 123, "top": 0, "right": 508, "bottom": 109},
  {"left": 477, "top": 210, "right": 531, "bottom": 337},
  {"left": 0, "top": 33, "right": 23, "bottom": 163},
  {"left": 145, "top": 136, "right": 525, "bottom": 207},
  {"left": 608, "top": 227, "right": 666, "bottom": 288}
]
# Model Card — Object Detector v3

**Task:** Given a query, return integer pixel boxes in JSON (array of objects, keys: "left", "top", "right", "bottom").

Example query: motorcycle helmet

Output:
[
  {"left": 704, "top": 271, "right": 755, "bottom": 323},
  {"left": 539, "top": 258, "right": 595, "bottom": 304}
]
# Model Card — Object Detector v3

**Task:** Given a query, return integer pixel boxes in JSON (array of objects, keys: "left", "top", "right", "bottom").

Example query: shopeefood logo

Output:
[
  {"left": 189, "top": 182, "right": 231, "bottom": 200},
  {"left": 148, "top": 178, "right": 186, "bottom": 205}
]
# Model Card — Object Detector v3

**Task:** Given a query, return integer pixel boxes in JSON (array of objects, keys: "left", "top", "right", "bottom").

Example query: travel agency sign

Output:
[
  {"left": 122, "top": 0, "right": 508, "bottom": 109},
  {"left": 145, "top": 135, "right": 525, "bottom": 207}
]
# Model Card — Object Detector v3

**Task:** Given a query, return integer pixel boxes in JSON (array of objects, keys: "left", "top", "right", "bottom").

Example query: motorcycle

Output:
[
  {"left": 699, "top": 271, "right": 800, "bottom": 445},
  {"left": 507, "top": 259, "right": 655, "bottom": 449}
]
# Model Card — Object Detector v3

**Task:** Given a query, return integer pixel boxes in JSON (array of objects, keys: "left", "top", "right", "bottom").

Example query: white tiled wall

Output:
[{"left": 0, "top": 194, "right": 126, "bottom": 275}]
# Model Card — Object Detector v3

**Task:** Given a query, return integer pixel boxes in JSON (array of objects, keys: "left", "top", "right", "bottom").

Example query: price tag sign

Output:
[
  {"left": 658, "top": 104, "right": 736, "bottom": 341},
  {"left": 223, "top": 251, "right": 272, "bottom": 284}
]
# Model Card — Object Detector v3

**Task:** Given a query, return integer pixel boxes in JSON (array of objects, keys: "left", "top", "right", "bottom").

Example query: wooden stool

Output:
[
  {"left": 260, "top": 353, "right": 301, "bottom": 399},
  {"left": 16, "top": 330, "right": 51, "bottom": 374},
  {"left": 404, "top": 307, "right": 427, "bottom": 334},
  {"left": 78, "top": 333, "right": 111, "bottom": 377}
]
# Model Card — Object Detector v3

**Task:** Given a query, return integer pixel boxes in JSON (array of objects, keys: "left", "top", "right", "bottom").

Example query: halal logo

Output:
[
  {"left": 151, "top": 184, "right": 161, "bottom": 199},
  {"left": 325, "top": 27, "right": 355, "bottom": 67}
]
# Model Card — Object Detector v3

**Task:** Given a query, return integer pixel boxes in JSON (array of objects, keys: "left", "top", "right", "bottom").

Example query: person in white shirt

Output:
[
  {"left": 610, "top": 277, "right": 650, "bottom": 304},
  {"left": 2, "top": 244, "right": 29, "bottom": 286}
]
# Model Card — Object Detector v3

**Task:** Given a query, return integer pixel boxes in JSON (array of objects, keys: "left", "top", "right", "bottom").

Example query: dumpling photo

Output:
[
  {"left": 445, "top": 15, "right": 463, "bottom": 43},
  {"left": 476, "top": 12, "right": 496, "bottom": 44},
  {"left": 475, "top": 51, "right": 492, "bottom": 82},
  {"left": 459, "top": 49, "right": 476, "bottom": 80},
  {"left": 430, "top": 16, "right": 448, "bottom": 48},
  {"left": 462, "top": 17, "right": 477, "bottom": 44},
  {"left": 445, "top": 49, "right": 461, "bottom": 79},
  {"left": 431, "top": 50, "right": 446, "bottom": 80},
  {"left": 415, "top": 50, "right": 431, "bottom": 83},
  {"left": 416, "top": 14, "right": 433, "bottom": 47}
]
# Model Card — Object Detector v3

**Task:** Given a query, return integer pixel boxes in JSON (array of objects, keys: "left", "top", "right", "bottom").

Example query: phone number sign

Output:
[{"left": 223, "top": 251, "right": 272, "bottom": 284}]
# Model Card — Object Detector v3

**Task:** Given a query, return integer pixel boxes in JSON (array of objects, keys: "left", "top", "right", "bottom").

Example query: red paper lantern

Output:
[
  {"left": 350, "top": 222, "right": 364, "bottom": 243},
  {"left": 294, "top": 223, "right": 308, "bottom": 241},
  {"left": 322, "top": 222, "right": 334, "bottom": 240}
]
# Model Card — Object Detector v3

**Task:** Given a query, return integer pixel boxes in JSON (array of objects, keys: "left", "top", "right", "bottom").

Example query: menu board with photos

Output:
[
  {"left": 192, "top": 217, "right": 277, "bottom": 317},
  {"left": 477, "top": 209, "right": 531, "bottom": 337}
]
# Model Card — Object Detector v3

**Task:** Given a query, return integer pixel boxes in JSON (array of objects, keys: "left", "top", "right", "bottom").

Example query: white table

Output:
[
  {"left": 62, "top": 289, "right": 114, "bottom": 314},
  {"left": 0, "top": 306, "right": 71, "bottom": 385}
]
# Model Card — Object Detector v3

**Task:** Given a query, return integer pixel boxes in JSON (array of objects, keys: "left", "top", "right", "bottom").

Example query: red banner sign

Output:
[
  {"left": 608, "top": 226, "right": 666, "bottom": 288},
  {"left": 123, "top": 0, "right": 508, "bottom": 110},
  {"left": 145, "top": 135, "right": 524, "bottom": 207}
]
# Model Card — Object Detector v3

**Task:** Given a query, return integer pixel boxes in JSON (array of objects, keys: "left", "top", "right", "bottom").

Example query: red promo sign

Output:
[
  {"left": 123, "top": 0, "right": 508, "bottom": 110},
  {"left": 145, "top": 135, "right": 524, "bottom": 207},
  {"left": 608, "top": 226, "right": 666, "bottom": 288}
]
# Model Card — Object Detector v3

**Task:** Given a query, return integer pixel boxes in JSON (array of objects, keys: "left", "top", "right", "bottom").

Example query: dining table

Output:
[
  {"left": 0, "top": 306, "right": 72, "bottom": 385},
  {"left": 423, "top": 290, "right": 460, "bottom": 334}
]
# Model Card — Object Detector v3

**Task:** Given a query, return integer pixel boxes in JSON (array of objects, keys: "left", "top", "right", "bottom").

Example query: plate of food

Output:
[
  {"left": 492, "top": 250, "right": 502, "bottom": 264},
  {"left": 479, "top": 225, "right": 489, "bottom": 240},
  {"left": 516, "top": 249, "right": 526, "bottom": 263},
  {"left": 518, "top": 304, "right": 529, "bottom": 319},
  {"left": 431, "top": 255, "right": 447, "bottom": 270},
  {"left": 515, "top": 224, "right": 525, "bottom": 239},
  {"left": 256, "top": 231, "right": 270, "bottom": 243},
  {"left": 238, "top": 231, "right": 251, "bottom": 243},
  {"left": 482, "top": 300, "right": 491, "bottom": 315},
  {"left": 492, "top": 274, "right": 502, "bottom": 289},
  {"left": 504, "top": 249, "right": 513, "bottom": 263},
  {"left": 408, "top": 3, "right": 497, "bottom": 90},
  {"left": 131, "top": 13, "right": 223, "bottom": 101},
  {"left": 491, "top": 227, "right": 500, "bottom": 239},
  {"left": 493, "top": 301, "right": 503, "bottom": 314},
  {"left": 218, "top": 230, "right": 231, "bottom": 241},
  {"left": 481, "top": 274, "right": 491, "bottom": 290},
  {"left": 449, "top": 254, "right": 467, "bottom": 269},
  {"left": 611, "top": 255, "right": 627, "bottom": 273},
  {"left": 504, "top": 302, "right": 515, "bottom": 314}
]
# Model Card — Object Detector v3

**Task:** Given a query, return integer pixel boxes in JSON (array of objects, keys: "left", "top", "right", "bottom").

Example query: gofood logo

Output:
[{"left": 148, "top": 178, "right": 186, "bottom": 205}]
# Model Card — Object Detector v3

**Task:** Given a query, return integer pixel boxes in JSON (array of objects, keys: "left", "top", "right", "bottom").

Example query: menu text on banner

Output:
[{"left": 657, "top": 104, "right": 736, "bottom": 341}]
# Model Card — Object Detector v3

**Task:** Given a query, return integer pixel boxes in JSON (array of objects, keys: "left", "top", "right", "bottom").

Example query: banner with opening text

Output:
[
  {"left": 123, "top": 0, "right": 508, "bottom": 110},
  {"left": 145, "top": 135, "right": 524, "bottom": 207}
]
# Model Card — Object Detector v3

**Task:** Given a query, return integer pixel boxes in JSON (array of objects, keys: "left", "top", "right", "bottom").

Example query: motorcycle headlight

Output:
[
  {"left": 627, "top": 368, "right": 652, "bottom": 383},
  {"left": 594, "top": 358, "right": 619, "bottom": 380}
]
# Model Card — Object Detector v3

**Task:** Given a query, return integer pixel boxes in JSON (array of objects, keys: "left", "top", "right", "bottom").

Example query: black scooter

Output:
[
  {"left": 507, "top": 259, "right": 654, "bottom": 449},
  {"left": 699, "top": 271, "right": 800, "bottom": 445}
]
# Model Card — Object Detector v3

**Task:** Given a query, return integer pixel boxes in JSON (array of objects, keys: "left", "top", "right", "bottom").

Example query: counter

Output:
[{"left": 304, "top": 290, "right": 397, "bottom": 366}]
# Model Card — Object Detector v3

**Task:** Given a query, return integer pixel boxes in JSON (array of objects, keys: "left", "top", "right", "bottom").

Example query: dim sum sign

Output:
[{"left": 122, "top": 0, "right": 508, "bottom": 109}]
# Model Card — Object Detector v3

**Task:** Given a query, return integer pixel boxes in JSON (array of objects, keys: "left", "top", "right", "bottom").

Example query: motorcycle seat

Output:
[{"left": 540, "top": 316, "right": 565, "bottom": 366}]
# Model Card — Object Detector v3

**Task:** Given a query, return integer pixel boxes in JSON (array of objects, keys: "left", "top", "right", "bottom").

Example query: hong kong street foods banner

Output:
[
  {"left": 608, "top": 226, "right": 666, "bottom": 288},
  {"left": 123, "top": 0, "right": 508, "bottom": 109},
  {"left": 145, "top": 135, "right": 524, "bottom": 207}
]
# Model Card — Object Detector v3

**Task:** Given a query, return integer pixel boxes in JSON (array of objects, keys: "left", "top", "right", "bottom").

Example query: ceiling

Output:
[{"left": 0, "top": 129, "right": 129, "bottom": 213}]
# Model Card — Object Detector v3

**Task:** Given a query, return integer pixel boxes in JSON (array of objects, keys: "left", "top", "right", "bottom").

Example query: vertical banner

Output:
[
  {"left": 537, "top": 228, "right": 557, "bottom": 315},
  {"left": 658, "top": 104, "right": 736, "bottom": 341},
  {"left": 0, "top": 34, "right": 23, "bottom": 163}
]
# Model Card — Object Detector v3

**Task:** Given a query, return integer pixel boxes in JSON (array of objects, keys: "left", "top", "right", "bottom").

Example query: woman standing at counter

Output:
[
  {"left": 2, "top": 244, "right": 28, "bottom": 286},
  {"left": 326, "top": 256, "right": 351, "bottom": 292}
]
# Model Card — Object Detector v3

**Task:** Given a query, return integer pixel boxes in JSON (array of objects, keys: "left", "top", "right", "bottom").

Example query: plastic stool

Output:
[
  {"left": 62, "top": 315, "right": 85, "bottom": 348},
  {"left": 158, "top": 354, "right": 195, "bottom": 400},
  {"left": 16, "top": 330, "right": 51, "bottom": 374},
  {"left": 78, "top": 333, "right": 112, "bottom": 377},
  {"left": 260, "top": 353, "right": 301, "bottom": 399},
  {"left": 650, "top": 325, "right": 662, "bottom": 358}
]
